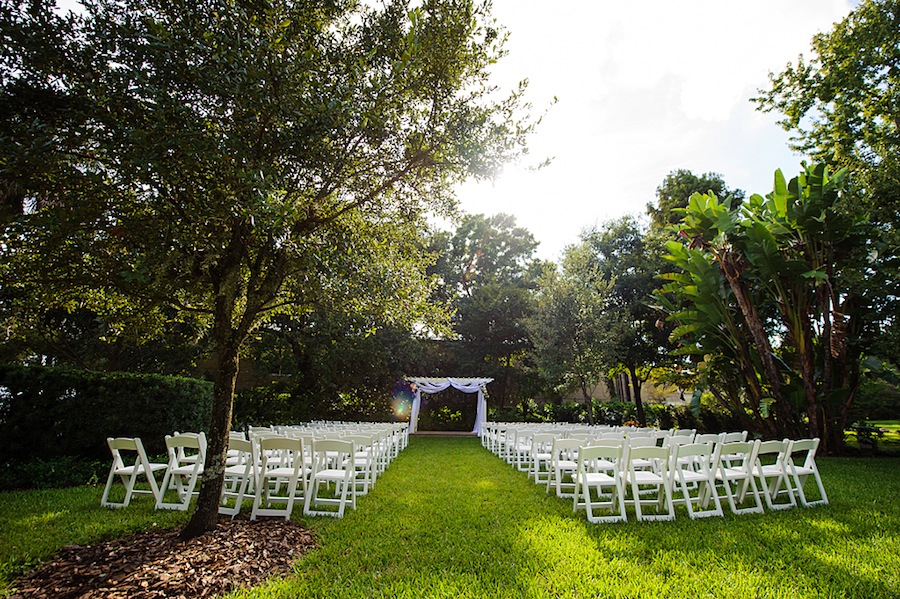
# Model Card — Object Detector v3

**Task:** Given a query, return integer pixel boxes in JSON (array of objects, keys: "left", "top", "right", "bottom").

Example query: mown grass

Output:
[
  {"left": 844, "top": 419, "right": 900, "bottom": 454},
  {"left": 2, "top": 437, "right": 899, "bottom": 598}
]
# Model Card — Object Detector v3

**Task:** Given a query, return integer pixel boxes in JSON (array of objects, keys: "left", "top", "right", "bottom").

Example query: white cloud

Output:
[{"left": 454, "top": 0, "right": 856, "bottom": 260}]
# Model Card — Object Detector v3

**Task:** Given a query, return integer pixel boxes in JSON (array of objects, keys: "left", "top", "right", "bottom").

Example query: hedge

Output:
[{"left": 0, "top": 365, "right": 212, "bottom": 463}]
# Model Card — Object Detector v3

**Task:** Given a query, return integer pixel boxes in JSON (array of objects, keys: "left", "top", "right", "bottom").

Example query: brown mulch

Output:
[{"left": 10, "top": 519, "right": 317, "bottom": 599}]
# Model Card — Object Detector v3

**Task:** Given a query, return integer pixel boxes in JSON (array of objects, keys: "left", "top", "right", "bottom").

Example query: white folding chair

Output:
[
  {"left": 156, "top": 432, "right": 206, "bottom": 511},
  {"left": 220, "top": 437, "right": 255, "bottom": 517},
  {"left": 304, "top": 439, "right": 356, "bottom": 518},
  {"left": 251, "top": 436, "right": 306, "bottom": 520},
  {"left": 625, "top": 445, "right": 675, "bottom": 521},
  {"left": 714, "top": 440, "right": 764, "bottom": 515},
  {"left": 513, "top": 429, "right": 535, "bottom": 473},
  {"left": 574, "top": 443, "right": 627, "bottom": 523},
  {"left": 547, "top": 438, "right": 582, "bottom": 498},
  {"left": 670, "top": 442, "right": 723, "bottom": 519},
  {"left": 720, "top": 431, "right": 749, "bottom": 466},
  {"left": 100, "top": 437, "right": 167, "bottom": 508},
  {"left": 752, "top": 439, "right": 796, "bottom": 510},
  {"left": 343, "top": 434, "right": 377, "bottom": 496},
  {"left": 530, "top": 433, "right": 557, "bottom": 484},
  {"left": 625, "top": 435, "right": 658, "bottom": 471},
  {"left": 784, "top": 438, "right": 828, "bottom": 507}
]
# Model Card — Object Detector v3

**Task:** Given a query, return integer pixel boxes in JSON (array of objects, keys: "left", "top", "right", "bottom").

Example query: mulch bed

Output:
[{"left": 10, "top": 519, "right": 317, "bottom": 598}]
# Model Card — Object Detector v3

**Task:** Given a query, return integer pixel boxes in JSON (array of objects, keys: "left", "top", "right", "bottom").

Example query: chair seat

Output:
[
  {"left": 224, "top": 464, "right": 249, "bottom": 476},
  {"left": 630, "top": 470, "right": 664, "bottom": 485},
  {"left": 169, "top": 464, "right": 204, "bottom": 476},
  {"left": 717, "top": 467, "right": 748, "bottom": 480},
  {"left": 588, "top": 459, "right": 616, "bottom": 471},
  {"left": 582, "top": 472, "right": 616, "bottom": 485},
  {"left": 315, "top": 468, "right": 350, "bottom": 481},
  {"left": 677, "top": 469, "right": 709, "bottom": 485},
  {"left": 263, "top": 466, "right": 306, "bottom": 478},
  {"left": 113, "top": 463, "right": 166, "bottom": 476}
]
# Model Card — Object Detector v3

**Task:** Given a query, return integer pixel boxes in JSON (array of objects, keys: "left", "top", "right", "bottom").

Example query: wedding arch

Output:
[{"left": 405, "top": 377, "right": 493, "bottom": 435}]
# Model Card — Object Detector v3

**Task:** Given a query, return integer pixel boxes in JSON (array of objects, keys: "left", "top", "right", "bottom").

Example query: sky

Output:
[{"left": 452, "top": 0, "right": 857, "bottom": 260}]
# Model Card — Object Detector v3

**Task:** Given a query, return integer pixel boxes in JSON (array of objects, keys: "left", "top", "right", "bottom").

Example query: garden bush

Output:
[{"left": 0, "top": 365, "right": 212, "bottom": 465}]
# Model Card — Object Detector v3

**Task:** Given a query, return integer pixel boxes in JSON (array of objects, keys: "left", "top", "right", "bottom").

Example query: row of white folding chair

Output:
[
  {"left": 260, "top": 426, "right": 407, "bottom": 516},
  {"left": 573, "top": 437, "right": 827, "bottom": 523},
  {"left": 101, "top": 430, "right": 372, "bottom": 519},
  {"left": 101, "top": 431, "right": 206, "bottom": 511},
  {"left": 513, "top": 430, "right": 747, "bottom": 488},
  {"left": 249, "top": 434, "right": 359, "bottom": 519},
  {"left": 277, "top": 423, "right": 407, "bottom": 465},
  {"left": 574, "top": 440, "right": 722, "bottom": 523}
]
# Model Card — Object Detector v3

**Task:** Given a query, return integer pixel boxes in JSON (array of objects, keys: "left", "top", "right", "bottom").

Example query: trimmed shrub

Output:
[
  {"left": 0, "top": 456, "right": 108, "bottom": 491},
  {"left": 0, "top": 365, "right": 212, "bottom": 462}
]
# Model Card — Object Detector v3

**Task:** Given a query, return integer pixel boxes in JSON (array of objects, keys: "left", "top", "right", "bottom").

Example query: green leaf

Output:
[{"left": 690, "top": 388, "right": 702, "bottom": 417}]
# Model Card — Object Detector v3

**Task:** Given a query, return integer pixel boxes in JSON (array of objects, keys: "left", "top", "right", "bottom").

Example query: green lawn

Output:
[
  {"left": 845, "top": 420, "right": 900, "bottom": 454},
  {"left": 3, "top": 437, "right": 899, "bottom": 598}
]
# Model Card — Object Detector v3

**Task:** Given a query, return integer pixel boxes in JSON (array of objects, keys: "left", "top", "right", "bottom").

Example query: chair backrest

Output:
[
  {"left": 552, "top": 437, "right": 583, "bottom": 451},
  {"left": 580, "top": 443, "right": 623, "bottom": 464},
  {"left": 664, "top": 435, "right": 695, "bottom": 450},
  {"left": 672, "top": 428, "right": 697, "bottom": 438},
  {"left": 626, "top": 445, "right": 670, "bottom": 469},
  {"left": 312, "top": 439, "right": 355, "bottom": 466},
  {"left": 228, "top": 437, "right": 253, "bottom": 460},
  {"left": 723, "top": 431, "right": 748, "bottom": 443},
  {"left": 343, "top": 434, "right": 375, "bottom": 454},
  {"left": 259, "top": 435, "right": 302, "bottom": 452},
  {"left": 166, "top": 432, "right": 206, "bottom": 463},
  {"left": 107, "top": 437, "right": 156, "bottom": 473},
  {"left": 717, "top": 440, "right": 758, "bottom": 472},
  {"left": 626, "top": 436, "right": 657, "bottom": 448},
  {"left": 755, "top": 439, "right": 790, "bottom": 471},
  {"left": 586, "top": 438, "right": 625, "bottom": 448},
  {"left": 672, "top": 441, "right": 714, "bottom": 467},
  {"left": 694, "top": 432, "right": 725, "bottom": 445},
  {"left": 108, "top": 436, "right": 140, "bottom": 457},
  {"left": 756, "top": 439, "right": 789, "bottom": 459},
  {"left": 551, "top": 438, "right": 582, "bottom": 461},
  {"left": 532, "top": 433, "right": 558, "bottom": 451},
  {"left": 787, "top": 438, "right": 820, "bottom": 469}
]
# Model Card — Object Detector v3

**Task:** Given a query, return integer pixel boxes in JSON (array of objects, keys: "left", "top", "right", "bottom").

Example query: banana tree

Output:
[{"left": 657, "top": 163, "right": 870, "bottom": 451}]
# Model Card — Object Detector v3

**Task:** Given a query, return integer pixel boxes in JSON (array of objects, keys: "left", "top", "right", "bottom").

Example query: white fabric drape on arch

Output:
[{"left": 406, "top": 377, "right": 493, "bottom": 436}]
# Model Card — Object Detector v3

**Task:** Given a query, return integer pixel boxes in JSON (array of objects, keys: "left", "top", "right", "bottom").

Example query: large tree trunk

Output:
[
  {"left": 628, "top": 367, "right": 646, "bottom": 427},
  {"left": 182, "top": 341, "right": 238, "bottom": 538},
  {"left": 719, "top": 253, "right": 797, "bottom": 435},
  {"left": 182, "top": 274, "right": 245, "bottom": 539},
  {"left": 580, "top": 380, "right": 594, "bottom": 424}
]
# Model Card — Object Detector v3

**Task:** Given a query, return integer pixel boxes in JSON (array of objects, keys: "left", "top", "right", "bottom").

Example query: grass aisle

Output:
[{"left": 234, "top": 437, "right": 900, "bottom": 599}]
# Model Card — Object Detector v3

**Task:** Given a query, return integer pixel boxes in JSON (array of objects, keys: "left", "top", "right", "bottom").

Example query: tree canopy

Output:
[
  {"left": 755, "top": 0, "right": 900, "bottom": 365},
  {"left": 0, "top": 0, "right": 533, "bottom": 535},
  {"left": 648, "top": 169, "right": 745, "bottom": 231},
  {"left": 427, "top": 213, "right": 543, "bottom": 406}
]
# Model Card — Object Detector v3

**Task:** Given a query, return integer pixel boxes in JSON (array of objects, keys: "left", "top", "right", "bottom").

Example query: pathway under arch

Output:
[{"left": 406, "top": 377, "right": 493, "bottom": 435}]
